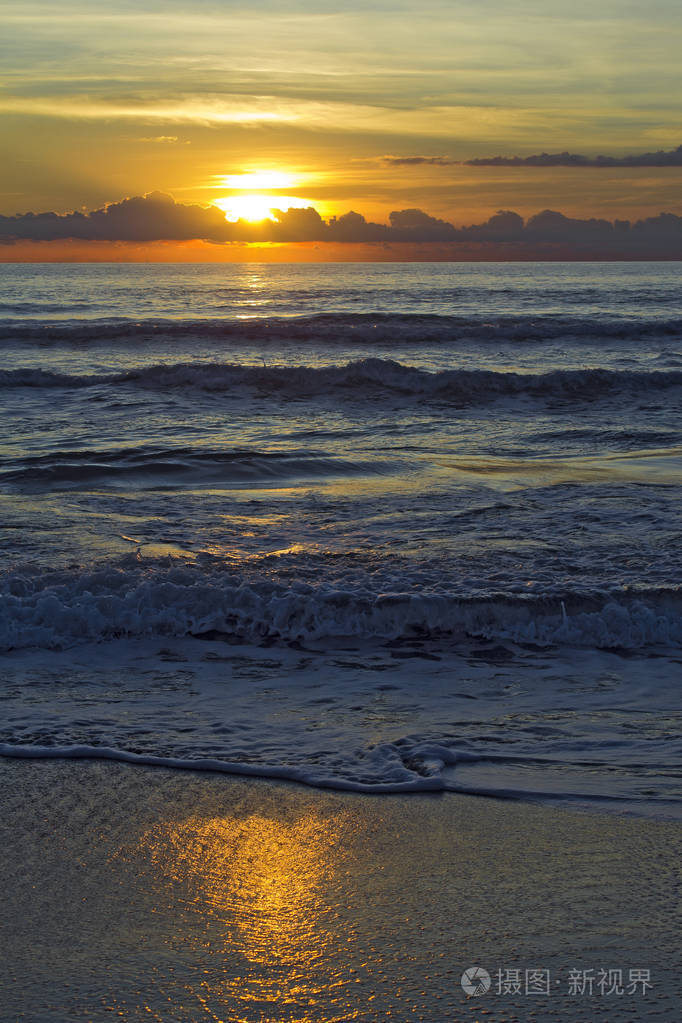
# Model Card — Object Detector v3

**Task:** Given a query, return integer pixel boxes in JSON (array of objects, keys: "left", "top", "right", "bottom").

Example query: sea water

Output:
[{"left": 1, "top": 261, "right": 680, "bottom": 814}]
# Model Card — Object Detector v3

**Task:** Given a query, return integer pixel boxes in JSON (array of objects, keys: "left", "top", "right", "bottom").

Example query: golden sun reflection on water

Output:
[{"left": 138, "top": 809, "right": 358, "bottom": 1021}]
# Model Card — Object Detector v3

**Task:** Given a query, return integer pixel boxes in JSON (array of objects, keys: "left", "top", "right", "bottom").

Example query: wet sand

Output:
[{"left": 1, "top": 758, "right": 680, "bottom": 1022}]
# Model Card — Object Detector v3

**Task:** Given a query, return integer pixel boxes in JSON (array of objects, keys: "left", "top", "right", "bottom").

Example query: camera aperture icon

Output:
[{"left": 461, "top": 966, "right": 491, "bottom": 996}]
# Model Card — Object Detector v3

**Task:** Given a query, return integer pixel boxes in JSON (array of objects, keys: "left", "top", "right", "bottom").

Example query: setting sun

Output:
[
  {"left": 214, "top": 193, "right": 311, "bottom": 222},
  {"left": 211, "top": 169, "right": 312, "bottom": 222}
]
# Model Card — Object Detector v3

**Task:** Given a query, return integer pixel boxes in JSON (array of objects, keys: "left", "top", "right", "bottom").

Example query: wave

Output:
[
  {"left": 1, "top": 311, "right": 681, "bottom": 346},
  {"left": 4, "top": 741, "right": 679, "bottom": 807},
  {"left": 2, "top": 358, "right": 682, "bottom": 403},
  {"left": 0, "top": 445, "right": 393, "bottom": 488},
  {"left": 2, "top": 559, "right": 680, "bottom": 652},
  {"left": 0, "top": 301, "right": 94, "bottom": 315},
  {"left": 0, "top": 741, "right": 459, "bottom": 794},
  {"left": 528, "top": 427, "right": 681, "bottom": 448}
]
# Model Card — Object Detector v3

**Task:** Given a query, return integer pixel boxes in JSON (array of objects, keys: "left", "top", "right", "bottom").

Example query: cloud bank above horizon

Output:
[{"left": 2, "top": 193, "right": 682, "bottom": 257}]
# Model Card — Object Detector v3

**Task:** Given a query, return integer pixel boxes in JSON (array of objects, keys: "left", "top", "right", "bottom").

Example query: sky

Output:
[{"left": 2, "top": 0, "right": 681, "bottom": 258}]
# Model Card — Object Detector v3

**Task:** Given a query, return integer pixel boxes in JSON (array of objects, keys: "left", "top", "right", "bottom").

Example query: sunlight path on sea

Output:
[{"left": 1, "top": 760, "right": 680, "bottom": 1022}]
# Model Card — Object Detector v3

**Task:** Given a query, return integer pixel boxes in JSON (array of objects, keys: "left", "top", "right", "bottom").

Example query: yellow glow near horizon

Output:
[
  {"left": 214, "top": 193, "right": 313, "bottom": 222},
  {"left": 211, "top": 169, "right": 311, "bottom": 222},
  {"left": 220, "top": 170, "right": 298, "bottom": 191}
]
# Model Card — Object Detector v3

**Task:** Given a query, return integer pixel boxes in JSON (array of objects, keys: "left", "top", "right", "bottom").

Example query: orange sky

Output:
[{"left": 2, "top": 1, "right": 682, "bottom": 258}]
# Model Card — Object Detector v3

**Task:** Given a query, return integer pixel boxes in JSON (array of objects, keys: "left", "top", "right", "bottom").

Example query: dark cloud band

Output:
[
  {"left": 381, "top": 156, "right": 458, "bottom": 166},
  {"left": 465, "top": 144, "right": 682, "bottom": 167},
  {"left": 382, "top": 145, "right": 682, "bottom": 169},
  {"left": 1, "top": 193, "right": 682, "bottom": 255}
]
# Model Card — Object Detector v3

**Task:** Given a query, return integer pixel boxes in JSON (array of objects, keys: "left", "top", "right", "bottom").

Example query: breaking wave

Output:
[{"left": 2, "top": 559, "right": 680, "bottom": 653}]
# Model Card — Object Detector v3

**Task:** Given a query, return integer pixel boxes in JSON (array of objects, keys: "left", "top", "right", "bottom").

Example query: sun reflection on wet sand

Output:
[
  {"left": 3, "top": 763, "right": 681, "bottom": 1022},
  {"left": 138, "top": 809, "right": 359, "bottom": 1021}
]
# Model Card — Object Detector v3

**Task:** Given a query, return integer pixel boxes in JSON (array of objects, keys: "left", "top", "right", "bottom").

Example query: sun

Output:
[
  {"left": 214, "top": 194, "right": 309, "bottom": 223},
  {"left": 212, "top": 169, "right": 313, "bottom": 223}
]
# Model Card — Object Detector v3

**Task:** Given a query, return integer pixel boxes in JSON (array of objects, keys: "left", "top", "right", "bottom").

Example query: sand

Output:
[{"left": 0, "top": 758, "right": 680, "bottom": 1022}]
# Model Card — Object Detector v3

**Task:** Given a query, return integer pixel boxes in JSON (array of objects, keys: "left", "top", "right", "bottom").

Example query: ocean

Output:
[{"left": 1, "top": 261, "right": 681, "bottom": 816}]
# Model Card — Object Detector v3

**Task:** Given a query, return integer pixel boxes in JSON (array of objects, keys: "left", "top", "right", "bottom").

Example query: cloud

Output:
[
  {"left": 138, "top": 135, "right": 188, "bottom": 144},
  {"left": 0, "top": 194, "right": 452, "bottom": 244},
  {"left": 381, "top": 144, "right": 682, "bottom": 171},
  {"left": 1, "top": 193, "right": 682, "bottom": 256},
  {"left": 327, "top": 211, "right": 387, "bottom": 242},
  {"left": 465, "top": 144, "right": 682, "bottom": 167},
  {"left": 388, "top": 209, "right": 457, "bottom": 240},
  {"left": 381, "top": 155, "right": 457, "bottom": 166},
  {"left": 0, "top": 193, "right": 229, "bottom": 242}
]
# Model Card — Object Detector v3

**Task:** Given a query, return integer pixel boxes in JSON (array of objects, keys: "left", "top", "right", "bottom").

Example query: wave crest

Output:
[
  {"left": 2, "top": 311, "right": 681, "bottom": 347},
  {"left": 3, "top": 358, "right": 682, "bottom": 404}
]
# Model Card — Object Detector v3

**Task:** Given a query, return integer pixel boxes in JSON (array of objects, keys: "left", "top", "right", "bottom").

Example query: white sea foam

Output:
[
  {"left": 0, "top": 637, "right": 679, "bottom": 814},
  {"left": 2, "top": 561, "right": 680, "bottom": 652},
  {"left": 0, "top": 742, "right": 448, "bottom": 793}
]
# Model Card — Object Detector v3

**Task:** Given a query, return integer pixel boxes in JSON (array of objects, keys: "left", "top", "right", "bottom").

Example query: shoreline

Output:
[
  {"left": 3, "top": 635, "right": 679, "bottom": 818},
  {"left": 1, "top": 744, "right": 680, "bottom": 821},
  {"left": 1, "top": 758, "right": 680, "bottom": 1022}
]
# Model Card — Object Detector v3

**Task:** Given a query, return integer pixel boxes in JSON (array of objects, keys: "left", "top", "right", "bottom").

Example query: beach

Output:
[
  {"left": 1, "top": 758, "right": 680, "bottom": 1022},
  {"left": 1, "top": 261, "right": 681, "bottom": 1020}
]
